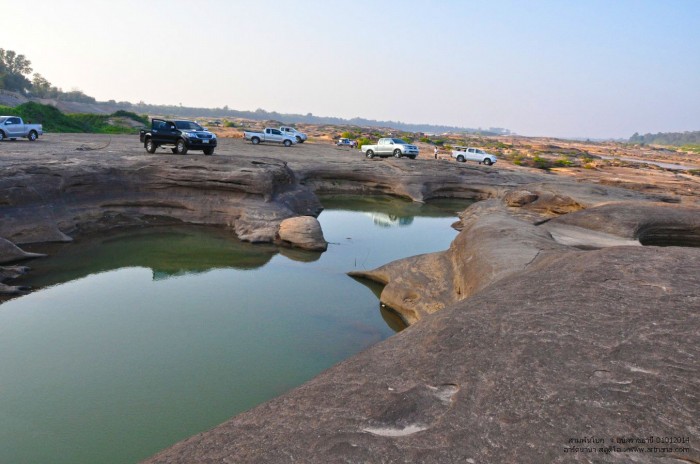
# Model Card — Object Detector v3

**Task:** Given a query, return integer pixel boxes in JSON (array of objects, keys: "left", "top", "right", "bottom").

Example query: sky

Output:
[{"left": 3, "top": 0, "right": 700, "bottom": 138}]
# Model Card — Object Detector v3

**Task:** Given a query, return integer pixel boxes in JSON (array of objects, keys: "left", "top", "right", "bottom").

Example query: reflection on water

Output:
[
  {"left": 0, "top": 196, "right": 473, "bottom": 464},
  {"left": 23, "top": 227, "right": 279, "bottom": 288},
  {"left": 366, "top": 212, "right": 415, "bottom": 227},
  {"left": 319, "top": 195, "right": 474, "bottom": 218}
]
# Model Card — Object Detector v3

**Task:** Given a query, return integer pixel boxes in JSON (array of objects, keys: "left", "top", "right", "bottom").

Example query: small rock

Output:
[
  {"left": 503, "top": 190, "right": 538, "bottom": 207},
  {"left": 277, "top": 216, "right": 328, "bottom": 251}
]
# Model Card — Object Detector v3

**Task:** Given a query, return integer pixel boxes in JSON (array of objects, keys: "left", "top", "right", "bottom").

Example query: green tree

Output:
[
  {"left": 0, "top": 48, "right": 32, "bottom": 92},
  {"left": 0, "top": 49, "right": 33, "bottom": 75},
  {"left": 0, "top": 48, "right": 33, "bottom": 92},
  {"left": 31, "top": 73, "right": 52, "bottom": 97}
]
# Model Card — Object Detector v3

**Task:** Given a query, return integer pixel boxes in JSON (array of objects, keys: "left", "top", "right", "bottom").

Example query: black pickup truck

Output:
[{"left": 139, "top": 118, "right": 217, "bottom": 155}]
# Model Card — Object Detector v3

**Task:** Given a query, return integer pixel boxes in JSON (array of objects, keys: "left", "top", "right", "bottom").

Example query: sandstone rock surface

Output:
[
  {"left": 2, "top": 135, "right": 698, "bottom": 462},
  {"left": 277, "top": 216, "right": 328, "bottom": 251},
  {"left": 146, "top": 246, "right": 700, "bottom": 464}
]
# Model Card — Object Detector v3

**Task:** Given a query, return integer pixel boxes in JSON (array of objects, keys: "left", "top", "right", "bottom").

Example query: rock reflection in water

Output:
[{"left": 20, "top": 226, "right": 279, "bottom": 289}]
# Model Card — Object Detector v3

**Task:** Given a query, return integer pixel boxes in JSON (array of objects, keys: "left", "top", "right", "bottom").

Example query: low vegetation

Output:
[
  {"left": 0, "top": 102, "right": 147, "bottom": 133},
  {"left": 680, "top": 144, "right": 700, "bottom": 154}
]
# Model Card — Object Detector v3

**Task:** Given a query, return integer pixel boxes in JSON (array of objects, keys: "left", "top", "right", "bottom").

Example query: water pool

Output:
[{"left": 0, "top": 196, "right": 470, "bottom": 464}]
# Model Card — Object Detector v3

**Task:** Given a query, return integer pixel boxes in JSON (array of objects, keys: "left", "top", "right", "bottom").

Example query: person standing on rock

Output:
[{"left": 434, "top": 146, "right": 438, "bottom": 159}]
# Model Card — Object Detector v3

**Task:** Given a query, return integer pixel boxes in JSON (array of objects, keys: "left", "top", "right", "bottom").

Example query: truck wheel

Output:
[
  {"left": 409, "top": 155, "right": 416, "bottom": 160},
  {"left": 176, "top": 139, "right": 188, "bottom": 155},
  {"left": 295, "top": 136, "right": 302, "bottom": 143},
  {"left": 284, "top": 139, "right": 292, "bottom": 147},
  {"left": 145, "top": 139, "right": 157, "bottom": 153},
  {"left": 393, "top": 149, "right": 402, "bottom": 158},
  {"left": 456, "top": 155, "right": 465, "bottom": 162},
  {"left": 252, "top": 137, "right": 260, "bottom": 145},
  {"left": 203, "top": 148, "right": 214, "bottom": 155},
  {"left": 483, "top": 158, "right": 492, "bottom": 166},
  {"left": 0, "top": 131, "right": 5, "bottom": 142},
  {"left": 366, "top": 150, "right": 374, "bottom": 159},
  {"left": 28, "top": 131, "right": 38, "bottom": 141}
]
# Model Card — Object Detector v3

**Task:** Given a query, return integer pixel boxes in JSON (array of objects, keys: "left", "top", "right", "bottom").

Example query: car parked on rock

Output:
[
  {"left": 244, "top": 128, "right": 297, "bottom": 147},
  {"left": 0, "top": 116, "right": 43, "bottom": 141},
  {"left": 452, "top": 146, "right": 497, "bottom": 165},
  {"left": 140, "top": 119, "right": 217, "bottom": 155},
  {"left": 280, "top": 126, "right": 307, "bottom": 143},
  {"left": 360, "top": 138, "right": 419, "bottom": 159}
]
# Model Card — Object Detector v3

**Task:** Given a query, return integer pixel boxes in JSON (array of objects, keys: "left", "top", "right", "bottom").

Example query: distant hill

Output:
[
  {"left": 120, "top": 101, "right": 512, "bottom": 136},
  {"left": 0, "top": 90, "right": 511, "bottom": 136},
  {"left": 629, "top": 130, "right": 700, "bottom": 146}
]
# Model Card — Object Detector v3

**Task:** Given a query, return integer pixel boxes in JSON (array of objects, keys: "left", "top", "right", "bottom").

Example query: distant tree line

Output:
[
  {"left": 629, "top": 131, "right": 700, "bottom": 146},
  {"left": 118, "top": 101, "right": 510, "bottom": 135},
  {"left": 1, "top": 48, "right": 511, "bottom": 135}
]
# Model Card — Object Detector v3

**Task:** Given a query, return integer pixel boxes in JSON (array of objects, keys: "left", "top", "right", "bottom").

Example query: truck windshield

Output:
[
  {"left": 175, "top": 121, "right": 204, "bottom": 131},
  {"left": 392, "top": 139, "right": 408, "bottom": 144}
]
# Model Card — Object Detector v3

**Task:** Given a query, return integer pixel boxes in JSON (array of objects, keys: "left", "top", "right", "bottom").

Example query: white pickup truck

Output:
[
  {"left": 244, "top": 128, "right": 297, "bottom": 147},
  {"left": 360, "top": 138, "right": 419, "bottom": 159},
  {"left": 0, "top": 116, "right": 43, "bottom": 141},
  {"left": 452, "top": 146, "right": 497, "bottom": 165},
  {"left": 280, "top": 126, "right": 307, "bottom": 143}
]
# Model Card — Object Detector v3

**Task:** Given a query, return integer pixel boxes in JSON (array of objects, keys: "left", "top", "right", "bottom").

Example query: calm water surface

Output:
[{"left": 0, "top": 196, "right": 470, "bottom": 464}]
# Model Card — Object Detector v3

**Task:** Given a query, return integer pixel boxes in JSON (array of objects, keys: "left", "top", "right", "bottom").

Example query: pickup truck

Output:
[
  {"left": 244, "top": 128, "right": 296, "bottom": 147},
  {"left": 452, "top": 146, "right": 497, "bottom": 165},
  {"left": 280, "top": 126, "right": 307, "bottom": 143},
  {"left": 140, "top": 118, "right": 217, "bottom": 155},
  {"left": 360, "top": 138, "right": 419, "bottom": 159},
  {"left": 0, "top": 116, "right": 43, "bottom": 141}
]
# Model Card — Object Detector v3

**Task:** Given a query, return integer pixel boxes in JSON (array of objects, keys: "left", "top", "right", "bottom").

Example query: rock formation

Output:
[
  {"left": 277, "top": 215, "right": 328, "bottom": 251},
  {"left": 146, "top": 244, "right": 700, "bottom": 463},
  {"left": 1, "top": 137, "right": 698, "bottom": 463},
  {"left": 352, "top": 198, "right": 700, "bottom": 325}
]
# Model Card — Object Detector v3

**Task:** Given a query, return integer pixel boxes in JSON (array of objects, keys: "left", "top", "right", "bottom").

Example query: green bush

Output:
[
  {"left": 553, "top": 157, "right": 574, "bottom": 167},
  {"left": 111, "top": 110, "right": 149, "bottom": 126},
  {"left": 532, "top": 155, "right": 552, "bottom": 170},
  {"left": 356, "top": 137, "right": 372, "bottom": 147}
]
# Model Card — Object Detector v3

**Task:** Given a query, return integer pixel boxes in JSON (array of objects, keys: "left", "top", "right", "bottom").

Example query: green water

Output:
[{"left": 0, "top": 196, "right": 470, "bottom": 464}]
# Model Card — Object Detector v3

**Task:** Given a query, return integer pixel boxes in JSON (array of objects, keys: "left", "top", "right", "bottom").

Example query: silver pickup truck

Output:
[
  {"left": 0, "top": 116, "right": 43, "bottom": 141},
  {"left": 360, "top": 138, "right": 419, "bottom": 159},
  {"left": 280, "top": 126, "right": 307, "bottom": 143},
  {"left": 452, "top": 146, "right": 497, "bottom": 165},
  {"left": 244, "top": 128, "right": 297, "bottom": 147}
]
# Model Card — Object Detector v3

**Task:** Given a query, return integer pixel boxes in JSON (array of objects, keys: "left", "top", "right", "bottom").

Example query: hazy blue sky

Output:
[{"left": 4, "top": 0, "right": 699, "bottom": 138}]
